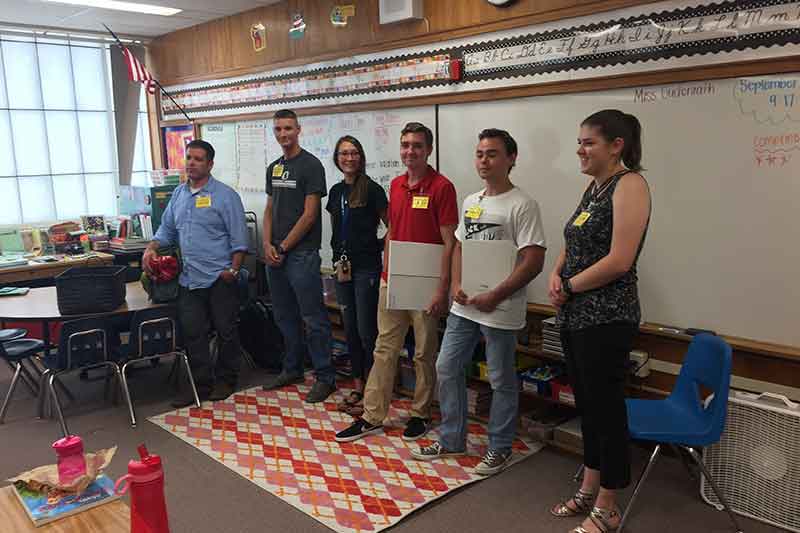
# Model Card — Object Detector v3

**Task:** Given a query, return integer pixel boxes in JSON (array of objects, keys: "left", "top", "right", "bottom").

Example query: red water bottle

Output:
[
  {"left": 115, "top": 444, "right": 170, "bottom": 533},
  {"left": 52, "top": 435, "right": 86, "bottom": 485}
]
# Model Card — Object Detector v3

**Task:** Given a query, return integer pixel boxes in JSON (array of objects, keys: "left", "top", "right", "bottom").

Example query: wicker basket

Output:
[{"left": 55, "top": 265, "right": 127, "bottom": 315}]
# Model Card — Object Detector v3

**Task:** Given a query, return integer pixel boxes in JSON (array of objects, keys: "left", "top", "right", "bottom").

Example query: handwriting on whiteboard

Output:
[
  {"left": 633, "top": 82, "right": 717, "bottom": 104},
  {"left": 735, "top": 76, "right": 800, "bottom": 125}
]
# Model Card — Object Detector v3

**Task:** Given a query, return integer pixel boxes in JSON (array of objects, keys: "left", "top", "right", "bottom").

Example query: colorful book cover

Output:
[
  {"left": 12, "top": 474, "right": 121, "bottom": 527},
  {"left": 163, "top": 125, "right": 194, "bottom": 170}
]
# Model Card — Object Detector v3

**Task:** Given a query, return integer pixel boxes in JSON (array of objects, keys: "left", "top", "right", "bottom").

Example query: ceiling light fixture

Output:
[{"left": 41, "top": 0, "right": 182, "bottom": 16}]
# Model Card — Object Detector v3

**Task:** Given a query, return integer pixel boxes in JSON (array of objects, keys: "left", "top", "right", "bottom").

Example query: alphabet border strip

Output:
[{"left": 161, "top": 0, "right": 800, "bottom": 120}]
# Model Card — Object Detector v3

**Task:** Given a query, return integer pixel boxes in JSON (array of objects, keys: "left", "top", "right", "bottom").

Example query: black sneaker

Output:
[
  {"left": 402, "top": 417, "right": 430, "bottom": 441},
  {"left": 208, "top": 382, "right": 236, "bottom": 402},
  {"left": 305, "top": 380, "right": 336, "bottom": 403},
  {"left": 411, "top": 441, "right": 465, "bottom": 461},
  {"left": 474, "top": 448, "right": 512, "bottom": 476},
  {"left": 335, "top": 418, "right": 383, "bottom": 442},
  {"left": 261, "top": 372, "right": 304, "bottom": 391}
]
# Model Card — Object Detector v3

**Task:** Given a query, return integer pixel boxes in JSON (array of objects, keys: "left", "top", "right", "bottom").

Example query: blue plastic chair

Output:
[
  {"left": 120, "top": 307, "right": 200, "bottom": 427},
  {"left": 620, "top": 334, "right": 742, "bottom": 532},
  {"left": 38, "top": 317, "right": 128, "bottom": 437},
  {"left": 0, "top": 335, "right": 45, "bottom": 424}
]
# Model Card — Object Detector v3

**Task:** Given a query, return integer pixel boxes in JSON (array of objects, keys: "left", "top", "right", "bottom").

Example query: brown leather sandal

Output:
[
  {"left": 550, "top": 488, "right": 596, "bottom": 517},
  {"left": 570, "top": 506, "right": 620, "bottom": 533}
]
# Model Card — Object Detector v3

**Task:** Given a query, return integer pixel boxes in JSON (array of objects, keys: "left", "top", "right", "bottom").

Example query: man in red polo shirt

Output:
[{"left": 336, "top": 122, "right": 457, "bottom": 442}]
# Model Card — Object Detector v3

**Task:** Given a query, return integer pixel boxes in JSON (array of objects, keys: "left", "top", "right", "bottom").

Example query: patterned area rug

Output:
[{"left": 148, "top": 378, "right": 543, "bottom": 533}]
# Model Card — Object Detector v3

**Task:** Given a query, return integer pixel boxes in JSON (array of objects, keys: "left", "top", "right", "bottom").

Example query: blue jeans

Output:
[
  {"left": 266, "top": 250, "right": 335, "bottom": 385},
  {"left": 436, "top": 313, "right": 519, "bottom": 452},
  {"left": 334, "top": 268, "right": 380, "bottom": 381}
]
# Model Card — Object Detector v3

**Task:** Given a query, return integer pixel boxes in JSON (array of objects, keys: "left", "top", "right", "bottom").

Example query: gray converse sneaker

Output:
[
  {"left": 410, "top": 441, "right": 465, "bottom": 461},
  {"left": 473, "top": 448, "right": 512, "bottom": 476}
]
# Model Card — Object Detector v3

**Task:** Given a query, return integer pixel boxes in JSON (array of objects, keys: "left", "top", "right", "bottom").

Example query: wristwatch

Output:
[
  {"left": 277, "top": 244, "right": 287, "bottom": 255},
  {"left": 228, "top": 268, "right": 240, "bottom": 279},
  {"left": 561, "top": 277, "right": 574, "bottom": 297}
]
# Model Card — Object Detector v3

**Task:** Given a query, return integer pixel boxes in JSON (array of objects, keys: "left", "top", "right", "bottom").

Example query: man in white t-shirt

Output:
[{"left": 411, "top": 128, "right": 546, "bottom": 475}]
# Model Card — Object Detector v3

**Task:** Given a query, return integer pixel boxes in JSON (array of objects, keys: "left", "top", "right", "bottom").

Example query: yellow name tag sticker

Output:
[
  {"left": 573, "top": 211, "right": 591, "bottom": 226},
  {"left": 272, "top": 164, "right": 284, "bottom": 177},
  {"left": 195, "top": 195, "right": 211, "bottom": 208},
  {"left": 465, "top": 205, "right": 483, "bottom": 219},
  {"left": 412, "top": 195, "right": 430, "bottom": 209}
]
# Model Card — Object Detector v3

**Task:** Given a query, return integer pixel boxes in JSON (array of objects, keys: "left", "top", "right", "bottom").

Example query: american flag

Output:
[{"left": 122, "top": 47, "right": 156, "bottom": 95}]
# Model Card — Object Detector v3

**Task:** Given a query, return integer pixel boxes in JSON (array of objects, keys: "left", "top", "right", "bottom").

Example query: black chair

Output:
[
  {"left": 0, "top": 336, "right": 46, "bottom": 424},
  {"left": 38, "top": 317, "right": 128, "bottom": 437},
  {"left": 120, "top": 308, "right": 200, "bottom": 427}
]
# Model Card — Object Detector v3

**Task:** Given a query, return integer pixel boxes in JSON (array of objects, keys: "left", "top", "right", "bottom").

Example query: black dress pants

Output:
[
  {"left": 561, "top": 322, "right": 637, "bottom": 490},
  {"left": 177, "top": 279, "right": 241, "bottom": 394}
]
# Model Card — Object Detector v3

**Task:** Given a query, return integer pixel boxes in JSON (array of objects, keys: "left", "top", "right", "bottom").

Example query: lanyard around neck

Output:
[{"left": 340, "top": 188, "right": 350, "bottom": 250}]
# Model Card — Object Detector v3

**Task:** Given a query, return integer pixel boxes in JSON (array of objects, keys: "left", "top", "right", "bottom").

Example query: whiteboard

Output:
[
  {"left": 439, "top": 74, "right": 800, "bottom": 347},
  {"left": 233, "top": 106, "right": 437, "bottom": 266}
]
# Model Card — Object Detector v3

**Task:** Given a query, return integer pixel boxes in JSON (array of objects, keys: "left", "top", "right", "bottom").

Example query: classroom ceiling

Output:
[{"left": 0, "top": 0, "right": 281, "bottom": 39}]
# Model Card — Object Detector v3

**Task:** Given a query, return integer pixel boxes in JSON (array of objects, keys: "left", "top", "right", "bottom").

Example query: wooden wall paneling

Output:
[
  {"left": 208, "top": 17, "right": 234, "bottom": 74},
  {"left": 192, "top": 24, "right": 212, "bottom": 77},
  {"left": 425, "top": 0, "right": 569, "bottom": 32},
  {"left": 150, "top": 0, "right": 656, "bottom": 85},
  {"left": 232, "top": 3, "right": 290, "bottom": 73},
  {"left": 731, "top": 352, "right": 800, "bottom": 389},
  {"left": 227, "top": 10, "right": 262, "bottom": 72}
]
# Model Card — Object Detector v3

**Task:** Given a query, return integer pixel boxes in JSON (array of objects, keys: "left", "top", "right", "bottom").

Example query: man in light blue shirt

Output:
[{"left": 144, "top": 140, "right": 248, "bottom": 406}]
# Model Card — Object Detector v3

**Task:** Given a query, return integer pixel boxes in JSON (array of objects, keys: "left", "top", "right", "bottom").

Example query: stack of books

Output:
[
  {"left": 541, "top": 317, "right": 565, "bottom": 359},
  {"left": 109, "top": 216, "right": 149, "bottom": 252}
]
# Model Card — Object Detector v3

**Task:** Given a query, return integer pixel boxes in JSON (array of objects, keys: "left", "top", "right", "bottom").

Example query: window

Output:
[
  {"left": 0, "top": 34, "right": 127, "bottom": 225},
  {"left": 132, "top": 88, "right": 153, "bottom": 188}
]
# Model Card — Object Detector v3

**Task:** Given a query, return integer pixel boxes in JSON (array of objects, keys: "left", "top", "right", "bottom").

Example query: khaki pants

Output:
[{"left": 362, "top": 284, "right": 439, "bottom": 425}]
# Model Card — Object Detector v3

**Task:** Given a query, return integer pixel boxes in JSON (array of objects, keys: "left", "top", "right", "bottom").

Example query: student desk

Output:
[
  {"left": 0, "top": 485, "right": 129, "bottom": 533},
  {"left": 0, "top": 253, "right": 115, "bottom": 286},
  {"left": 0, "top": 281, "right": 161, "bottom": 323}
]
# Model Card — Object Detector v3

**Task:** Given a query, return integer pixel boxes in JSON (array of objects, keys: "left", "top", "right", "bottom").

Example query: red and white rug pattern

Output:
[{"left": 148, "top": 378, "right": 543, "bottom": 533}]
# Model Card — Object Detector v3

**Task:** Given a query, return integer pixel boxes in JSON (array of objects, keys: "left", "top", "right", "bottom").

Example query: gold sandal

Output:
[
  {"left": 570, "top": 506, "right": 620, "bottom": 533},
  {"left": 550, "top": 488, "right": 596, "bottom": 517}
]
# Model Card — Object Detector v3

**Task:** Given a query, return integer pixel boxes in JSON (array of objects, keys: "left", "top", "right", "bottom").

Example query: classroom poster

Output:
[{"left": 163, "top": 125, "right": 194, "bottom": 169}]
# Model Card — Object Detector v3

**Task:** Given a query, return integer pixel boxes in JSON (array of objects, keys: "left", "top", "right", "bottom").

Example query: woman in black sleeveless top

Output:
[{"left": 548, "top": 110, "right": 651, "bottom": 533}]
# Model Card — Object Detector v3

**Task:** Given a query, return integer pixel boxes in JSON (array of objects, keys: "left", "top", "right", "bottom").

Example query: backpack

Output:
[{"left": 238, "top": 298, "right": 284, "bottom": 371}]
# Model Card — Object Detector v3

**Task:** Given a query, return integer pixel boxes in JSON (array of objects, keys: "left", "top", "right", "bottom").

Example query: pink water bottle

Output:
[
  {"left": 52, "top": 435, "right": 86, "bottom": 485},
  {"left": 115, "top": 444, "right": 170, "bottom": 533}
]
